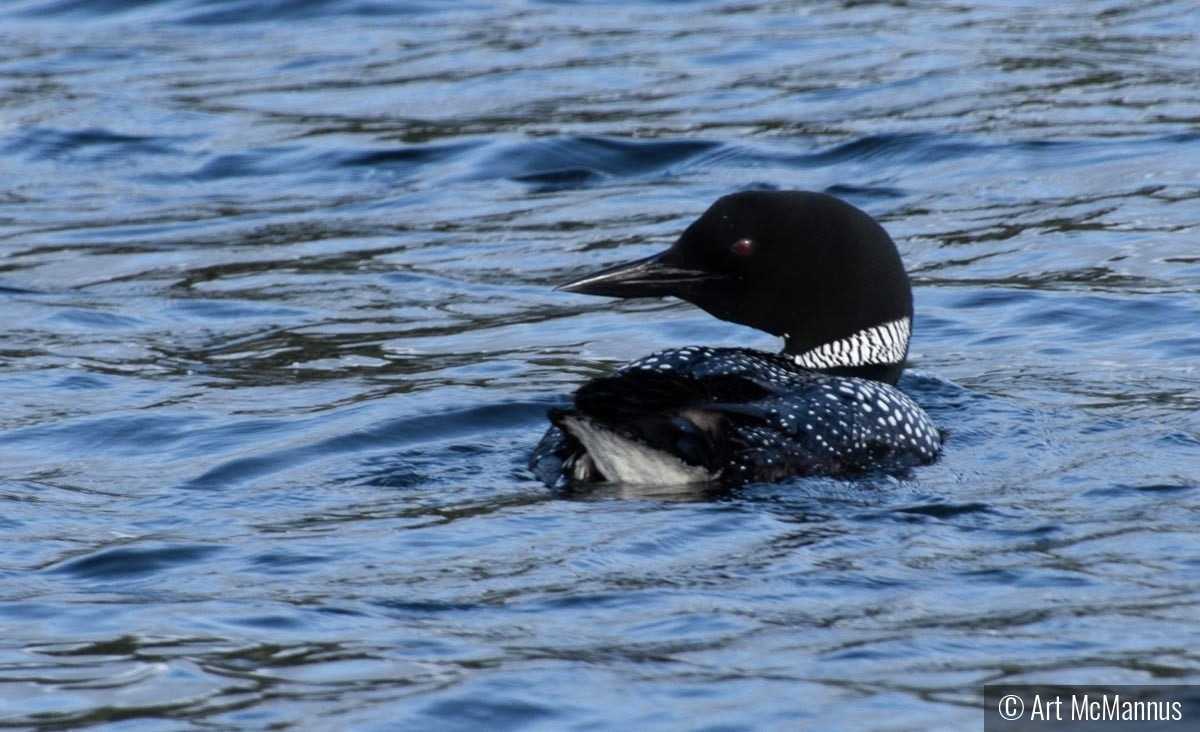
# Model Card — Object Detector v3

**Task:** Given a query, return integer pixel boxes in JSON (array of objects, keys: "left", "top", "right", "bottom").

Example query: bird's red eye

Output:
[{"left": 731, "top": 237, "right": 756, "bottom": 256}]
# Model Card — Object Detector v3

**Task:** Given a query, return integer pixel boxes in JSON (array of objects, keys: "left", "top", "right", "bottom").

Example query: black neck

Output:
[{"left": 806, "top": 361, "right": 905, "bottom": 385}]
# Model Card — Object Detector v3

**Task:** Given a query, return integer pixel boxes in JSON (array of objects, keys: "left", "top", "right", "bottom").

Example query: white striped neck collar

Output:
[{"left": 788, "top": 317, "right": 911, "bottom": 374}]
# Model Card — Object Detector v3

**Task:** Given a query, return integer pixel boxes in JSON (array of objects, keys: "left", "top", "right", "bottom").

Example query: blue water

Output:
[{"left": 2, "top": 0, "right": 1199, "bottom": 728}]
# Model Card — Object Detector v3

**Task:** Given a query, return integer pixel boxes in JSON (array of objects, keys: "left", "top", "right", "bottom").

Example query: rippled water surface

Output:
[{"left": 2, "top": 0, "right": 1199, "bottom": 729}]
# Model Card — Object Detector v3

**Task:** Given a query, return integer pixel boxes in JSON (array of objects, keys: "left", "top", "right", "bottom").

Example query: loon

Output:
[{"left": 530, "top": 190, "right": 942, "bottom": 488}]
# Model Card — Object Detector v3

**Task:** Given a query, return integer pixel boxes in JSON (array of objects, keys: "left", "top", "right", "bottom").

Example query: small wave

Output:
[
  {"left": 470, "top": 136, "right": 724, "bottom": 191},
  {"left": 5, "top": 0, "right": 472, "bottom": 24},
  {"left": 1, "top": 126, "right": 184, "bottom": 164},
  {"left": 179, "top": 399, "right": 552, "bottom": 490},
  {"left": 336, "top": 142, "right": 481, "bottom": 171},
  {"left": 152, "top": 141, "right": 480, "bottom": 188},
  {"left": 801, "top": 132, "right": 982, "bottom": 166},
  {"left": 50, "top": 542, "right": 224, "bottom": 580}
]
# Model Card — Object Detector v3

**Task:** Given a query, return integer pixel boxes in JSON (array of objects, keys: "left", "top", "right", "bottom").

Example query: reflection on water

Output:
[{"left": 1, "top": 0, "right": 1198, "bottom": 729}]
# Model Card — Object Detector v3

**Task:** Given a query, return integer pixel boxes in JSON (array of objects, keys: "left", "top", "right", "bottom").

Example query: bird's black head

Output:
[{"left": 559, "top": 190, "right": 915, "bottom": 384}]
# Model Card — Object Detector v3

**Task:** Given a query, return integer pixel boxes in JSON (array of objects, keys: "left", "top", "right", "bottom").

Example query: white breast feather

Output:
[{"left": 558, "top": 415, "right": 717, "bottom": 485}]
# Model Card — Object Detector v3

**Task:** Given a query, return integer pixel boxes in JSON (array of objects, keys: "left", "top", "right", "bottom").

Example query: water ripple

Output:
[{"left": 51, "top": 543, "right": 225, "bottom": 582}]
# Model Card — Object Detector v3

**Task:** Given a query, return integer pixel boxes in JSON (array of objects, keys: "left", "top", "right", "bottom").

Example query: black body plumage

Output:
[{"left": 530, "top": 190, "right": 942, "bottom": 488}]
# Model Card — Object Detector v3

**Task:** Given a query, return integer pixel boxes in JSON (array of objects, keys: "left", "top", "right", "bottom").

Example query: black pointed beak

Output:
[{"left": 557, "top": 250, "right": 718, "bottom": 299}]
